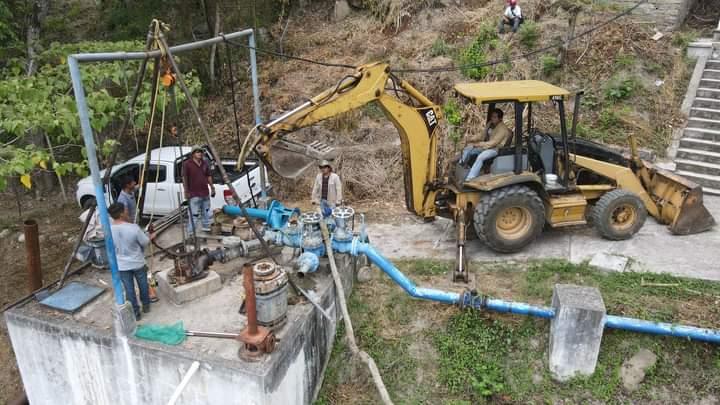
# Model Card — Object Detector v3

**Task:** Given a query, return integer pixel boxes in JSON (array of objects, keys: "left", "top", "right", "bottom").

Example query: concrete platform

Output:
[
  {"left": 4, "top": 245, "right": 356, "bottom": 404},
  {"left": 156, "top": 269, "right": 222, "bottom": 305},
  {"left": 368, "top": 196, "right": 720, "bottom": 281}
]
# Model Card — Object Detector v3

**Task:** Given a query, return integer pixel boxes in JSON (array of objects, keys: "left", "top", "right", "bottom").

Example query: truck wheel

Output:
[
  {"left": 474, "top": 185, "right": 545, "bottom": 253},
  {"left": 81, "top": 196, "right": 96, "bottom": 210},
  {"left": 590, "top": 189, "right": 647, "bottom": 240}
]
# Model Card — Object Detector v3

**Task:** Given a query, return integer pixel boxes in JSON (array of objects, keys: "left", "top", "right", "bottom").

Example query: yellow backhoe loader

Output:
[{"left": 238, "top": 62, "right": 715, "bottom": 282}]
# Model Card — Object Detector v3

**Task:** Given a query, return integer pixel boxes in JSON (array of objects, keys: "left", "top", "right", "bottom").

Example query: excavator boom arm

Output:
[{"left": 241, "top": 62, "right": 443, "bottom": 217}]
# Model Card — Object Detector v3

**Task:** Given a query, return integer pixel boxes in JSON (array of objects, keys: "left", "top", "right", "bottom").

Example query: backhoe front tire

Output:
[
  {"left": 590, "top": 189, "right": 647, "bottom": 240},
  {"left": 473, "top": 185, "right": 545, "bottom": 253}
]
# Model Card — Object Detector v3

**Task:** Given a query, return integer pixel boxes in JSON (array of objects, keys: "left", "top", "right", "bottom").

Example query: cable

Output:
[
  {"left": 391, "top": 0, "right": 647, "bottom": 73},
  {"left": 222, "top": 36, "right": 357, "bottom": 69}
]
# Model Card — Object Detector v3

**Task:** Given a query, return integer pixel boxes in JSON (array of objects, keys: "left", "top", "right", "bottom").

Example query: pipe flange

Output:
[
  {"left": 300, "top": 212, "right": 322, "bottom": 225},
  {"left": 332, "top": 206, "right": 355, "bottom": 219},
  {"left": 253, "top": 261, "right": 277, "bottom": 278}
]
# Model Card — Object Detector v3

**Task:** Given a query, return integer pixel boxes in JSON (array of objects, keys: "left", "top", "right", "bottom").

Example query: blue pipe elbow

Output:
[{"left": 297, "top": 252, "right": 320, "bottom": 274}]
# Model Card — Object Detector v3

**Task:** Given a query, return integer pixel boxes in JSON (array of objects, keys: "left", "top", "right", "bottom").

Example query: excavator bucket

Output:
[
  {"left": 640, "top": 162, "right": 716, "bottom": 235},
  {"left": 266, "top": 139, "right": 337, "bottom": 179}
]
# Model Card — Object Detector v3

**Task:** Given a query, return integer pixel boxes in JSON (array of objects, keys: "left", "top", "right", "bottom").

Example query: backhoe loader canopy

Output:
[{"left": 454, "top": 80, "right": 570, "bottom": 104}]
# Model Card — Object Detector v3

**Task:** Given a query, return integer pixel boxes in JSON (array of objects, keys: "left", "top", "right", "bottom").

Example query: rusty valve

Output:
[{"left": 238, "top": 263, "right": 276, "bottom": 359}]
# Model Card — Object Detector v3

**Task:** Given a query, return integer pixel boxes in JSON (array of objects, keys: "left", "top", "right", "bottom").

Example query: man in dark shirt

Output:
[{"left": 182, "top": 145, "right": 215, "bottom": 233}]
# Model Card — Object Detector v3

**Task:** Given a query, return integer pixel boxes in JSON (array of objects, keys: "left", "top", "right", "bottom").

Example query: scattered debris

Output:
[
  {"left": 589, "top": 252, "right": 629, "bottom": 273},
  {"left": 652, "top": 32, "right": 664, "bottom": 41},
  {"left": 620, "top": 348, "right": 657, "bottom": 392},
  {"left": 0, "top": 228, "right": 11, "bottom": 239},
  {"left": 17, "top": 233, "right": 25, "bottom": 243}
]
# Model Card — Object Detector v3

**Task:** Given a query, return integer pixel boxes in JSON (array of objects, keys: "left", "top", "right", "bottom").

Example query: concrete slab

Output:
[
  {"left": 589, "top": 253, "right": 629, "bottom": 273},
  {"left": 367, "top": 196, "right": 720, "bottom": 281},
  {"left": 5, "top": 244, "right": 356, "bottom": 404},
  {"left": 156, "top": 269, "right": 222, "bottom": 305}
]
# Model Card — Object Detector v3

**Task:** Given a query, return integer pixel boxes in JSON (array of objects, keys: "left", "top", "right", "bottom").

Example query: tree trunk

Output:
[
  {"left": 25, "top": 0, "right": 48, "bottom": 76},
  {"left": 559, "top": 12, "right": 578, "bottom": 65}
]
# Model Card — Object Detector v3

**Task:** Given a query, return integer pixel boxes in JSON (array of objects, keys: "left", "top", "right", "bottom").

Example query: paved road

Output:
[{"left": 367, "top": 196, "right": 720, "bottom": 281}]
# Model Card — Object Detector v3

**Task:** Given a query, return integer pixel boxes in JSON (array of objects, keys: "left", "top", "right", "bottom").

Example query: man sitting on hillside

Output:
[
  {"left": 499, "top": 0, "right": 523, "bottom": 34},
  {"left": 460, "top": 108, "right": 512, "bottom": 181}
]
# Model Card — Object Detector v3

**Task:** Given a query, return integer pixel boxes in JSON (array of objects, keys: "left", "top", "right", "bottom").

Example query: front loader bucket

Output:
[
  {"left": 669, "top": 186, "right": 716, "bottom": 235},
  {"left": 266, "top": 139, "right": 337, "bottom": 179},
  {"left": 640, "top": 162, "right": 716, "bottom": 235}
]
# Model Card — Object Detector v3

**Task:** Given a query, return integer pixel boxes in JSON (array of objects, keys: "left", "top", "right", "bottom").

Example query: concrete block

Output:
[
  {"left": 549, "top": 284, "right": 606, "bottom": 382},
  {"left": 589, "top": 252, "right": 629, "bottom": 273},
  {"left": 156, "top": 269, "right": 222, "bottom": 305}
]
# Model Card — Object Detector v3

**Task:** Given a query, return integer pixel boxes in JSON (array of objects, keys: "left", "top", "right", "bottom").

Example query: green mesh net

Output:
[{"left": 135, "top": 321, "right": 186, "bottom": 345}]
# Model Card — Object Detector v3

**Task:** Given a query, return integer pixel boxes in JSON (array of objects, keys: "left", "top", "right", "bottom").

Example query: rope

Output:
[
  {"left": 392, "top": 0, "right": 647, "bottom": 73},
  {"left": 135, "top": 65, "right": 163, "bottom": 223},
  {"left": 222, "top": 36, "right": 356, "bottom": 69}
]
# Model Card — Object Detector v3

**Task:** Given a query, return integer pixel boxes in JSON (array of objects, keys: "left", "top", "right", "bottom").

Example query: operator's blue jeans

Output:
[
  {"left": 119, "top": 266, "right": 150, "bottom": 317},
  {"left": 320, "top": 199, "right": 334, "bottom": 217},
  {"left": 463, "top": 147, "right": 498, "bottom": 181},
  {"left": 188, "top": 196, "right": 211, "bottom": 232}
]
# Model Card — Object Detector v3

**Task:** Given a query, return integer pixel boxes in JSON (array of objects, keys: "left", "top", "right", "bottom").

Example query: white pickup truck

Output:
[{"left": 75, "top": 146, "right": 269, "bottom": 216}]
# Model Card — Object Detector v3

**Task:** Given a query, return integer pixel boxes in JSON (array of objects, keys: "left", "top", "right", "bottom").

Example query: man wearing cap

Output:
[
  {"left": 311, "top": 160, "right": 342, "bottom": 216},
  {"left": 182, "top": 145, "right": 215, "bottom": 233},
  {"left": 499, "top": 0, "right": 523, "bottom": 34}
]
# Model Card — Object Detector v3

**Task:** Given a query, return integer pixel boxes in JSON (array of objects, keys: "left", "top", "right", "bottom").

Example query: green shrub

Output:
[
  {"left": 604, "top": 75, "right": 640, "bottom": 101},
  {"left": 518, "top": 21, "right": 540, "bottom": 48},
  {"left": 540, "top": 55, "right": 561, "bottom": 75},
  {"left": 444, "top": 99, "right": 463, "bottom": 145},
  {"left": 430, "top": 37, "right": 452, "bottom": 57},
  {"left": 443, "top": 99, "right": 463, "bottom": 126},
  {"left": 459, "top": 24, "right": 498, "bottom": 80}
]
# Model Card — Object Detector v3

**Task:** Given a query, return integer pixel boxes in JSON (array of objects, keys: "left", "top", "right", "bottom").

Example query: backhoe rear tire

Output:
[
  {"left": 590, "top": 189, "right": 647, "bottom": 240},
  {"left": 473, "top": 185, "right": 545, "bottom": 253}
]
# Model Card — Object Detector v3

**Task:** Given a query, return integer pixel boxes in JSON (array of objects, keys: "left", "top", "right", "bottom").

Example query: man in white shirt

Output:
[
  {"left": 499, "top": 0, "right": 523, "bottom": 34},
  {"left": 311, "top": 160, "right": 342, "bottom": 216}
]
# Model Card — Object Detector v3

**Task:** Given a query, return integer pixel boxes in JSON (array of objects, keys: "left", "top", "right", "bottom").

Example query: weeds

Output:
[
  {"left": 430, "top": 37, "right": 452, "bottom": 57},
  {"left": 434, "top": 310, "right": 511, "bottom": 398},
  {"left": 518, "top": 21, "right": 540, "bottom": 49},
  {"left": 604, "top": 74, "right": 640, "bottom": 101},
  {"left": 540, "top": 55, "right": 561, "bottom": 76},
  {"left": 671, "top": 31, "right": 697, "bottom": 50}
]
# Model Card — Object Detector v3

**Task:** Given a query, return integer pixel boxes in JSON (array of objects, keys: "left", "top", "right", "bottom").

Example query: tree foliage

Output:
[{"left": 0, "top": 40, "right": 201, "bottom": 191}]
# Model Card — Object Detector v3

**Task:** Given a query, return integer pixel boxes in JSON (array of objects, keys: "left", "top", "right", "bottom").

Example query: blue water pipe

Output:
[
  {"left": 223, "top": 200, "right": 298, "bottom": 230},
  {"left": 223, "top": 202, "right": 720, "bottom": 345}
]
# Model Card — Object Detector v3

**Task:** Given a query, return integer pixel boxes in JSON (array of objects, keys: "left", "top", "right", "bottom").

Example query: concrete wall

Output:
[
  {"left": 611, "top": 0, "right": 697, "bottom": 30},
  {"left": 5, "top": 254, "right": 355, "bottom": 405}
]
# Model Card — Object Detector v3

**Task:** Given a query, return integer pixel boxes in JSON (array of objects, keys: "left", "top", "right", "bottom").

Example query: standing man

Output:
[
  {"left": 108, "top": 202, "right": 154, "bottom": 320},
  {"left": 499, "top": 0, "right": 523, "bottom": 34},
  {"left": 461, "top": 108, "right": 512, "bottom": 181},
  {"left": 311, "top": 160, "right": 342, "bottom": 216},
  {"left": 117, "top": 176, "right": 138, "bottom": 223},
  {"left": 183, "top": 145, "right": 215, "bottom": 233}
]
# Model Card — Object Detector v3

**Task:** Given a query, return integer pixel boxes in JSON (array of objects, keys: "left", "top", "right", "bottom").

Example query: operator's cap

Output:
[
  {"left": 191, "top": 145, "right": 203, "bottom": 153},
  {"left": 318, "top": 159, "right": 332, "bottom": 169}
]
